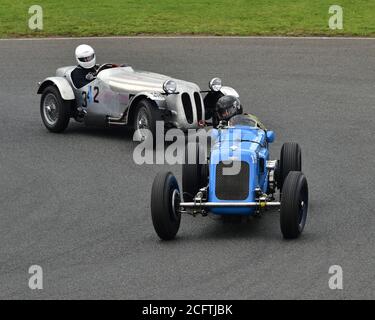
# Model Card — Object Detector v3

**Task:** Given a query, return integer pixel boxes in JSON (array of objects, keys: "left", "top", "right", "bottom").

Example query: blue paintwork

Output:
[
  {"left": 208, "top": 124, "right": 274, "bottom": 215},
  {"left": 266, "top": 130, "right": 275, "bottom": 143}
]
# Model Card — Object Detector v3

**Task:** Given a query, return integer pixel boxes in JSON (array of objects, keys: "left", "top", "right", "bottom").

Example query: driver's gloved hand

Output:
[{"left": 85, "top": 73, "right": 96, "bottom": 81}]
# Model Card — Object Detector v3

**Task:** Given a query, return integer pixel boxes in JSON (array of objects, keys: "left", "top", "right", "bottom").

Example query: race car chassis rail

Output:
[{"left": 180, "top": 201, "right": 281, "bottom": 208}]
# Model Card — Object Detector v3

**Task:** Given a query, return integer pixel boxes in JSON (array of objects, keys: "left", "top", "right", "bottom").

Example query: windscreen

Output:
[{"left": 228, "top": 115, "right": 257, "bottom": 127}]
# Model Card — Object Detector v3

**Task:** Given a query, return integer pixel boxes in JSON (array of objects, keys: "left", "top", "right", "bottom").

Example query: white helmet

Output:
[{"left": 75, "top": 44, "right": 96, "bottom": 69}]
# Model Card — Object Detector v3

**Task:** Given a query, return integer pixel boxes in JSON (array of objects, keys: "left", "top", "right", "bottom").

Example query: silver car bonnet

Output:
[{"left": 97, "top": 67, "right": 201, "bottom": 94}]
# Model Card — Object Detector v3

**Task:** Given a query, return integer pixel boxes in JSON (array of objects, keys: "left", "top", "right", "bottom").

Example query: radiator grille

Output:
[
  {"left": 215, "top": 161, "right": 249, "bottom": 200},
  {"left": 181, "top": 93, "right": 194, "bottom": 124},
  {"left": 194, "top": 92, "right": 203, "bottom": 122}
]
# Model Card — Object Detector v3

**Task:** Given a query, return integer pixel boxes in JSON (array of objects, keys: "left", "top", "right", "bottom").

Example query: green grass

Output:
[{"left": 1, "top": 0, "right": 375, "bottom": 38}]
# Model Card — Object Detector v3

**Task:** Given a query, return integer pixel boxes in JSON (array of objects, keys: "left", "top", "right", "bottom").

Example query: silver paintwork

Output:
[
  {"left": 220, "top": 86, "right": 239, "bottom": 98},
  {"left": 38, "top": 65, "right": 239, "bottom": 130},
  {"left": 38, "top": 76, "right": 75, "bottom": 100}
]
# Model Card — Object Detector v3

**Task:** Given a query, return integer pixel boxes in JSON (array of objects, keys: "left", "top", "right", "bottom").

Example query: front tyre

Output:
[
  {"left": 133, "top": 99, "right": 158, "bottom": 143},
  {"left": 40, "top": 86, "right": 71, "bottom": 133},
  {"left": 182, "top": 142, "right": 208, "bottom": 201},
  {"left": 280, "top": 171, "right": 308, "bottom": 239},
  {"left": 151, "top": 172, "right": 181, "bottom": 240}
]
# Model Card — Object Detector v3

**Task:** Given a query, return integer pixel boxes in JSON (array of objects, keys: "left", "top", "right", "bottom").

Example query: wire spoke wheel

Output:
[
  {"left": 40, "top": 86, "right": 71, "bottom": 133},
  {"left": 43, "top": 93, "right": 59, "bottom": 126},
  {"left": 135, "top": 108, "right": 150, "bottom": 141}
]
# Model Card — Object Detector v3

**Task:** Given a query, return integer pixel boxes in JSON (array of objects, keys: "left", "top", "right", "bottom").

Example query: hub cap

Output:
[
  {"left": 43, "top": 93, "right": 59, "bottom": 126},
  {"left": 135, "top": 109, "right": 150, "bottom": 141},
  {"left": 171, "top": 189, "right": 181, "bottom": 219}
]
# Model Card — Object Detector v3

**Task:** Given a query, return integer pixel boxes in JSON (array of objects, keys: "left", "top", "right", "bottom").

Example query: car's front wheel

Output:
[
  {"left": 133, "top": 99, "right": 158, "bottom": 143},
  {"left": 182, "top": 142, "right": 208, "bottom": 201},
  {"left": 151, "top": 171, "right": 181, "bottom": 240},
  {"left": 40, "top": 86, "right": 71, "bottom": 133},
  {"left": 280, "top": 171, "right": 308, "bottom": 239}
]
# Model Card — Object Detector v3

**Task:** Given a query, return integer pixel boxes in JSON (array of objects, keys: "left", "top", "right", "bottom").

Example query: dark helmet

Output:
[{"left": 215, "top": 95, "right": 241, "bottom": 121}]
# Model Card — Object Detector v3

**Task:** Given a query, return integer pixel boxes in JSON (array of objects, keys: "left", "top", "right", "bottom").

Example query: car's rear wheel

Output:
[
  {"left": 182, "top": 142, "right": 208, "bottom": 201},
  {"left": 151, "top": 171, "right": 181, "bottom": 240},
  {"left": 280, "top": 171, "right": 308, "bottom": 239},
  {"left": 279, "top": 142, "right": 301, "bottom": 191},
  {"left": 40, "top": 86, "right": 71, "bottom": 133},
  {"left": 133, "top": 99, "right": 158, "bottom": 144}
]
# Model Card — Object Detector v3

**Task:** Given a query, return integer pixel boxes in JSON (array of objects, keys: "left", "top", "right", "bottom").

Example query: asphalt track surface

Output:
[{"left": 0, "top": 37, "right": 374, "bottom": 299}]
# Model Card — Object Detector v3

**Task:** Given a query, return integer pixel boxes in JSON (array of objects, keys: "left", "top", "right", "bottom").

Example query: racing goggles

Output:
[
  {"left": 78, "top": 53, "right": 95, "bottom": 62},
  {"left": 218, "top": 105, "right": 237, "bottom": 120}
]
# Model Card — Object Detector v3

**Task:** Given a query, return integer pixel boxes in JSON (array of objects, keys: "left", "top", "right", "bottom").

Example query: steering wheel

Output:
[{"left": 96, "top": 63, "right": 119, "bottom": 75}]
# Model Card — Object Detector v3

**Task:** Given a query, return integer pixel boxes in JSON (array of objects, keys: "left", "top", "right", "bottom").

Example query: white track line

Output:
[{"left": 1, "top": 36, "right": 375, "bottom": 41}]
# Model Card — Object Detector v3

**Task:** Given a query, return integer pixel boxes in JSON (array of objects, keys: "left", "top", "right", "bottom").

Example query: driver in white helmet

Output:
[{"left": 71, "top": 44, "right": 98, "bottom": 89}]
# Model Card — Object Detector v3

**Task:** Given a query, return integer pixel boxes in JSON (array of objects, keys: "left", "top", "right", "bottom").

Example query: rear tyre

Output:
[
  {"left": 182, "top": 142, "right": 208, "bottom": 201},
  {"left": 151, "top": 172, "right": 181, "bottom": 240},
  {"left": 280, "top": 171, "right": 308, "bottom": 239},
  {"left": 40, "top": 86, "right": 71, "bottom": 133},
  {"left": 279, "top": 142, "right": 301, "bottom": 190}
]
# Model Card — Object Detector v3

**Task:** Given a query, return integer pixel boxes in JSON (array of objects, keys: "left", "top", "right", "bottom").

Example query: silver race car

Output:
[{"left": 37, "top": 63, "right": 239, "bottom": 139}]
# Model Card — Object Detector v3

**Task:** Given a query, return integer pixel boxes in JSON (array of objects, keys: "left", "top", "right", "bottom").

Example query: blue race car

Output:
[{"left": 150, "top": 114, "right": 308, "bottom": 240}]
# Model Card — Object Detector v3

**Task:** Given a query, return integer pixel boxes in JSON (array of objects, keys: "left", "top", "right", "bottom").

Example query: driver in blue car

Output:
[
  {"left": 215, "top": 95, "right": 266, "bottom": 130},
  {"left": 214, "top": 95, "right": 242, "bottom": 127}
]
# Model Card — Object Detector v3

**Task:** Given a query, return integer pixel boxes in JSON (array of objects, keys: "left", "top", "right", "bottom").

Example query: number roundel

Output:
[{"left": 82, "top": 86, "right": 99, "bottom": 107}]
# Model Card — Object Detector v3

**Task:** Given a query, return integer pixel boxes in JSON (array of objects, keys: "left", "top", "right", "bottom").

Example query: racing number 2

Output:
[{"left": 82, "top": 86, "right": 99, "bottom": 107}]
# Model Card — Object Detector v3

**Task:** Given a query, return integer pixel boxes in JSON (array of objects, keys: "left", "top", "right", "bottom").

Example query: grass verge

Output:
[{"left": 1, "top": 0, "right": 375, "bottom": 38}]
